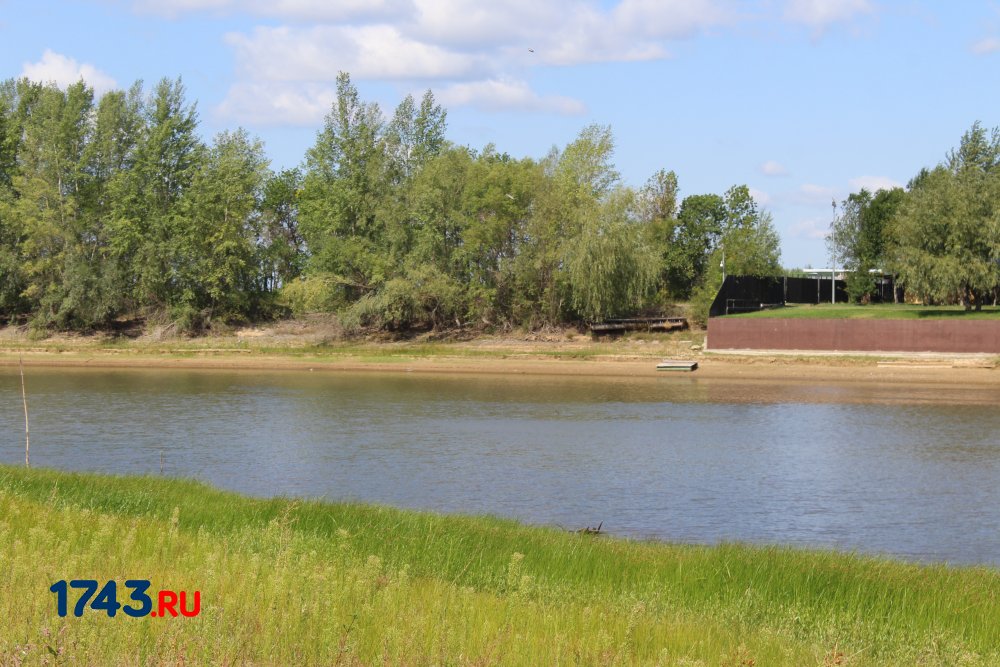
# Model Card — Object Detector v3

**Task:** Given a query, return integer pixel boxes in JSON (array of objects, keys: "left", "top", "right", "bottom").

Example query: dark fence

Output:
[{"left": 709, "top": 275, "right": 851, "bottom": 318}]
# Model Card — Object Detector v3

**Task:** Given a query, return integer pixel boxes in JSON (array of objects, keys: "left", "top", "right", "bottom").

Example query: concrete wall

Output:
[{"left": 707, "top": 317, "right": 1000, "bottom": 353}]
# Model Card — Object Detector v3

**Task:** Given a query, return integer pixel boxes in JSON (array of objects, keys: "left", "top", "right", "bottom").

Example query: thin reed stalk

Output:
[{"left": 19, "top": 355, "right": 29, "bottom": 467}]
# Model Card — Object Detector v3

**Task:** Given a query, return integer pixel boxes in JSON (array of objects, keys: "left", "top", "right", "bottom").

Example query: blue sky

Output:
[{"left": 3, "top": 0, "right": 999, "bottom": 268}]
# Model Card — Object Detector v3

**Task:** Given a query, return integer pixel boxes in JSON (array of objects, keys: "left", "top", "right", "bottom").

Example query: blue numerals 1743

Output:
[{"left": 50, "top": 580, "right": 201, "bottom": 618}]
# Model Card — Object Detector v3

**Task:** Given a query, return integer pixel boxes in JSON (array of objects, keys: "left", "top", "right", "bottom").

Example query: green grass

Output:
[
  {"left": 728, "top": 303, "right": 1000, "bottom": 320},
  {"left": 1, "top": 466, "right": 998, "bottom": 665}
]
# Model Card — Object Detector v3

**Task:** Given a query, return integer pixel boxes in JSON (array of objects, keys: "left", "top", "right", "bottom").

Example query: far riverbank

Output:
[{"left": 0, "top": 320, "right": 998, "bottom": 391}]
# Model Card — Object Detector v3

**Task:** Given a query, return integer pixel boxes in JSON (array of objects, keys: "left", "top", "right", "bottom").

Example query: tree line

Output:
[
  {"left": 829, "top": 121, "right": 1000, "bottom": 310},
  {"left": 0, "top": 72, "right": 781, "bottom": 332}
]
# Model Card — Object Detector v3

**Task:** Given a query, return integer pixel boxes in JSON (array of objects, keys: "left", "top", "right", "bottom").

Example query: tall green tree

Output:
[
  {"left": 109, "top": 77, "right": 205, "bottom": 314},
  {"left": 567, "top": 189, "right": 659, "bottom": 321},
  {"left": 892, "top": 122, "right": 1000, "bottom": 309},
  {"left": 829, "top": 187, "right": 904, "bottom": 301},
  {"left": 659, "top": 192, "right": 725, "bottom": 298},
  {"left": 172, "top": 129, "right": 270, "bottom": 324},
  {"left": 4, "top": 81, "right": 96, "bottom": 326},
  {"left": 0, "top": 81, "right": 26, "bottom": 315},
  {"left": 385, "top": 90, "right": 447, "bottom": 180},
  {"left": 299, "top": 72, "right": 390, "bottom": 296},
  {"left": 258, "top": 168, "right": 304, "bottom": 292}
]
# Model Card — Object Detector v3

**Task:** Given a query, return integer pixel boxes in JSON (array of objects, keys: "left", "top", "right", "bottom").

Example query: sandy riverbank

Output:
[
  {"left": 1, "top": 341, "right": 998, "bottom": 389},
  {"left": 1, "top": 314, "right": 998, "bottom": 387}
]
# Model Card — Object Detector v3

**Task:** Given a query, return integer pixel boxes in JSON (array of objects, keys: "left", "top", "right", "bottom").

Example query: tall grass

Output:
[{"left": 1, "top": 465, "right": 997, "bottom": 665}]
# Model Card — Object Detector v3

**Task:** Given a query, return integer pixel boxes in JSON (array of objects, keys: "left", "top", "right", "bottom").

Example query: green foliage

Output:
[
  {"left": 341, "top": 263, "right": 464, "bottom": 332},
  {"left": 893, "top": 122, "right": 1000, "bottom": 310},
  {"left": 686, "top": 186, "right": 782, "bottom": 325},
  {"left": 277, "top": 274, "right": 351, "bottom": 315},
  {"left": 0, "top": 70, "right": 836, "bottom": 334},
  {"left": 830, "top": 187, "right": 904, "bottom": 302},
  {"left": 0, "top": 76, "right": 304, "bottom": 332},
  {"left": 566, "top": 190, "right": 659, "bottom": 321}
]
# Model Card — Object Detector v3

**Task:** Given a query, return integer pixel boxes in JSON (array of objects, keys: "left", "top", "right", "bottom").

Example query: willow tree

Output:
[{"left": 567, "top": 189, "right": 659, "bottom": 322}]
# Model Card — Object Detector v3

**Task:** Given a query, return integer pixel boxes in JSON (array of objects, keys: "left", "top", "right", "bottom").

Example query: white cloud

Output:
[
  {"left": 783, "top": 0, "right": 874, "bottom": 29},
  {"left": 21, "top": 50, "right": 117, "bottom": 94},
  {"left": 216, "top": 83, "right": 336, "bottom": 126},
  {"left": 253, "top": 0, "right": 413, "bottom": 22},
  {"left": 760, "top": 160, "right": 788, "bottom": 176},
  {"left": 789, "top": 218, "right": 830, "bottom": 240},
  {"left": 407, "top": 0, "right": 732, "bottom": 66},
  {"left": 438, "top": 79, "right": 586, "bottom": 115},
  {"left": 134, "top": 0, "right": 413, "bottom": 22},
  {"left": 210, "top": 0, "right": 736, "bottom": 123},
  {"left": 972, "top": 37, "right": 1000, "bottom": 55},
  {"left": 848, "top": 175, "right": 901, "bottom": 192},
  {"left": 225, "top": 25, "right": 488, "bottom": 82}
]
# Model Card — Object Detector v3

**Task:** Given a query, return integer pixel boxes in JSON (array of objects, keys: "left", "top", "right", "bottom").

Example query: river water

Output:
[{"left": 3, "top": 367, "right": 1000, "bottom": 565}]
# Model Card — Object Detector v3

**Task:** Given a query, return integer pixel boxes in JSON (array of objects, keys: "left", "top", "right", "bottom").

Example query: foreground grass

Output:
[
  {"left": 1, "top": 466, "right": 997, "bottom": 665},
  {"left": 729, "top": 303, "right": 1000, "bottom": 320}
]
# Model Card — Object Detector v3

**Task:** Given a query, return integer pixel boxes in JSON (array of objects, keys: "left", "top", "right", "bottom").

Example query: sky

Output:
[{"left": 3, "top": 0, "right": 1000, "bottom": 268}]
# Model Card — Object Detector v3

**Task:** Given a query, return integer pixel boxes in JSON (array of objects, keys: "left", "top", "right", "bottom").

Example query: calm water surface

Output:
[{"left": 3, "top": 367, "right": 1000, "bottom": 565}]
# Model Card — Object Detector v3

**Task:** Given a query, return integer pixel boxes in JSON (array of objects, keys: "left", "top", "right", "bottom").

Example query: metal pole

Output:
[
  {"left": 831, "top": 256, "right": 836, "bottom": 304},
  {"left": 831, "top": 199, "right": 837, "bottom": 304}
]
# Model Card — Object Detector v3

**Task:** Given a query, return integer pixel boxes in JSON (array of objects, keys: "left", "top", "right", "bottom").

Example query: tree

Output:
[
  {"left": 829, "top": 187, "right": 904, "bottom": 302},
  {"left": 4, "top": 81, "right": 95, "bottom": 326},
  {"left": 176, "top": 129, "right": 270, "bottom": 324},
  {"left": 259, "top": 168, "right": 304, "bottom": 292},
  {"left": 688, "top": 186, "right": 781, "bottom": 324},
  {"left": 566, "top": 189, "right": 659, "bottom": 321},
  {"left": 385, "top": 90, "right": 447, "bottom": 181},
  {"left": 299, "top": 72, "right": 390, "bottom": 296},
  {"left": 892, "top": 123, "right": 1000, "bottom": 309},
  {"left": 0, "top": 80, "right": 27, "bottom": 316},
  {"left": 659, "top": 193, "right": 725, "bottom": 298},
  {"left": 108, "top": 77, "right": 205, "bottom": 314}
]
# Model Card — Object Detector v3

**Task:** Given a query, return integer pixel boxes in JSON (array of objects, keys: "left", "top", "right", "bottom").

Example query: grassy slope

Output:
[
  {"left": 1, "top": 466, "right": 998, "bottom": 665},
  {"left": 727, "top": 304, "right": 1000, "bottom": 320}
]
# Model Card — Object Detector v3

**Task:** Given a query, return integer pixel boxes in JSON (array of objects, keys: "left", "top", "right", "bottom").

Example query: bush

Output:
[
  {"left": 340, "top": 265, "right": 465, "bottom": 333},
  {"left": 277, "top": 274, "right": 346, "bottom": 315}
]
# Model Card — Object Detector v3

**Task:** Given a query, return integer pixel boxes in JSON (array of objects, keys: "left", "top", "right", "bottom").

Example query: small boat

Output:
[{"left": 656, "top": 360, "right": 698, "bottom": 372}]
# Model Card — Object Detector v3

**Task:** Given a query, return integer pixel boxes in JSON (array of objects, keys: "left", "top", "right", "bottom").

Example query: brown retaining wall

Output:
[{"left": 707, "top": 318, "right": 1000, "bottom": 353}]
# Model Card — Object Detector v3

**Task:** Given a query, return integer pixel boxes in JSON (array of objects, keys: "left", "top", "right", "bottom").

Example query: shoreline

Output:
[{"left": 2, "top": 342, "right": 999, "bottom": 389}]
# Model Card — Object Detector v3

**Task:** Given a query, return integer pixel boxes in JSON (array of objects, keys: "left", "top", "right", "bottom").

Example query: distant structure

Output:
[
  {"left": 709, "top": 272, "right": 898, "bottom": 318},
  {"left": 706, "top": 274, "right": 1000, "bottom": 354}
]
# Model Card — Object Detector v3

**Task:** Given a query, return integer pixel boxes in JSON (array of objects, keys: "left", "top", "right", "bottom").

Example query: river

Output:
[{"left": 3, "top": 366, "right": 1000, "bottom": 565}]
